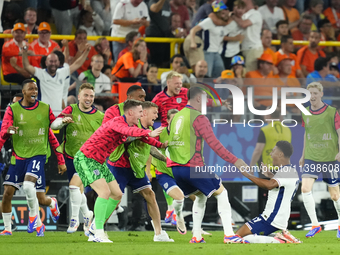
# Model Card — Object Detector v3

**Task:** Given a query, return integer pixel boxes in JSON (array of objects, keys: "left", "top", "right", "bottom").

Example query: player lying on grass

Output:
[{"left": 237, "top": 141, "right": 301, "bottom": 243}]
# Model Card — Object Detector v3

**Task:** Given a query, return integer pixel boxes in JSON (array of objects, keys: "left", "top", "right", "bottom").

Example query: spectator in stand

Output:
[
  {"left": 330, "top": 62, "right": 340, "bottom": 78},
  {"left": 170, "top": 0, "right": 191, "bottom": 30},
  {"left": 30, "top": 22, "right": 60, "bottom": 67},
  {"left": 2, "top": 23, "right": 33, "bottom": 84},
  {"left": 262, "top": 29, "right": 277, "bottom": 66},
  {"left": 297, "top": 31, "right": 326, "bottom": 77},
  {"left": 111, "top": 38, "right": 148, "bottom": 81},
  {"left": 193, "top": 60, "right": 210, "bottom": 80},
  {"left": 78, "top": 54, "right": 111, "bottom": 94},
  {"left": 191, "top": 0, "right": 213, "bottom": 27},
  {"left": 92, "top": 0, "right": 112, "bottom": 35},
  {"left": 160, "top": 54, "right": 197, "bottom": 87},
  {"left": 318, "top": 18, "right": 337, "bottom": 53},
  {"left": 186, "top": 0, "right": 198, "bottom": 23},
  {"left": 275, "top": 20, "right": 289, "bottom": 40},
  {"left": 230, "top": 55, "right": 246, "bottom": 78},
  {"left": 170, "top": 13, "right": 187, "bottom": 37},
  {"left": 66, "top": 29, "right": 98, "bottom": 75},
  {"left": 117, "top": 31, "right": 139, "bottom": 60},
  {"left": 138, "top": 64, "right": 162, "bottom": 101},
  {"left": 146, "top": 0, "right": 171, "bottom": 66},
  {"left": 24, "top": 7, "right": 38, "bottom": 34},
  {"left": 302, "top": 0, "right": 325, "bottom": 31},
  {"left": 281, "top": 0, "right": 300, "bottom": 31},
  {"left": 1, "top": 2, "right": 23, "bottom": 31},
  {"left": 232, "top": 0, "right": 263, "bottom": 72},
  {"left": 50, "top": 0, "right": 80, "bottom": 35},
  {"left": 111, "top": 0, "right": 150, "bottom": 63},
  {"left": 323, "top": 0, "right": 340, "bottom": 30},
  {"left": 94, "top": 37, "right": 113, "bottom": 66},
  {"left": 102, "top": 64, "right": 113, "bottom": 82},
  {"left": 258, "top": 0, "right": 285, "bottom": 36},
  {"left": 78, "top": 8, "right": 104, "bottom": 45},
  {"left": 244, "top": 53, "right": 277, "bottom": 110},
  {"left": 274, "top": 54, "right": 301, "bottom": 88},
  {"left": 275, "top": 35, "right": 303, "bottom": 78},
  {"left": 291, "top": 14, "right": 313, "bottom": 42}
]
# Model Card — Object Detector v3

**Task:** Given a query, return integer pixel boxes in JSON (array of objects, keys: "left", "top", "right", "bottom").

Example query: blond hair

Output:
[
  {"left": 142, "top": 101, "right": 158, "bottom": 109},
  {"left": 167, "top": 109, "right": 179, "bottom": 120},
  {"left": 307, "top": 82, "right": 323, "bottom": 92},
  {"left": 79, "top": 83, "right": 95, "bottom": 93},
  {"left": 166, "top": 71, "right": 183, "bottom": 81}
]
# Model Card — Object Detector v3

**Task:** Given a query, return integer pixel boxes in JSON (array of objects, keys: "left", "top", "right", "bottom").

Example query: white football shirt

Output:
[
  {"left": 258, "top": 5, "right": 284, "bottom": 34},
  {"left": 241, "top": 9, "right": 263, "bottom": 50},
  {"left": 220, "top": 20, "right": 243, "bottom": 58}
]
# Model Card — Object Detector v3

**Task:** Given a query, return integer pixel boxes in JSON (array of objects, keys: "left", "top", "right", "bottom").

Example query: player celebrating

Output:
[
  {"left": 73, "top": 100, "right": 166, "bottom": 243},
  {"left": 167, "top": 87, "right": 248, "bottom": 243},
  {"left": 51, "top": 83, "right": 104, "bottom": 235},
  {"left": 300, "top": 82, "right": 340, "bottom": 238},
  {"left": 237, "top": 141, "right": 301, "bottom": 244},
  {"left": 0, "top": 80, "right": 57, "bottom": 237}
]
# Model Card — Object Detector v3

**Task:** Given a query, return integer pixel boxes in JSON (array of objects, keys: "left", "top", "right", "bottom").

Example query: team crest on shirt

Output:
[
  {"left": 93, "top": 170, "right": 100, "bottom": 176},
  {"left": 78, "top": 115, "right": 81, "bottom": 122},
  {"left": 164, "top": 183, "right": 168, "bottom": 189},
  {"left": 59, "top": 79, "right": 63, "bottom": 85},
  {"left": 176, "top": 98, "right": 182, "bottom": 104},
  {"left": 5, "top": 174, "right": 9, "bottom": 180},
  {"left": 20, "top": 114, "right": 23, "bottom": 121}
]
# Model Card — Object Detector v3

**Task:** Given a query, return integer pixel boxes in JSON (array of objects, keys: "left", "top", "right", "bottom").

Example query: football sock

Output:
[
  {"left": 163, "top": 190, "right": 174, "bottom": 210},
  {"left": 2, "top": 213, "right": 12, "bottom": 232},
  {"left": 23, "top": 181, "right": 37, "bottom": 218},
  {"left": 105, "top": 198, "right": 120, "bottom": 221},
  {"left": 116, "top": 205, "right": 124, "bottom": 213},
  {"left": 49, "top": 196, "right": 55, "bottom": 208},
  {"left": 243, "top": 235, "right": 280, "bottom": 243},
  {"left": 333, "top": 197, "right": 340, "bottom": 225},
  {"left": 69, "top": 185, "right": 82, "bottom": 221},
  {"left": 302, "top": 191, "right": 319, "bottom": 226},
  {"left": 80, "top": 192, "right": 90, "bottom": 217},
  {"left": 192, "top": 193, "right": 207, "bottom": 240},
  {"left": 35, "top": 197, "right": 42, "bottom": 227},
  {"left": 94, "top": 197, "right": 108, "bottom": 230},
  {"left": 173, "top": 199, "right": 184, "bottom": 218},
  {"left": 216, "top": 189, "right": 234, "bottom": 236}
]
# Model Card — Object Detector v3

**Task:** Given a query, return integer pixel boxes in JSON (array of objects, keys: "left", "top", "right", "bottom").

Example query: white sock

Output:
[
  {"left": 216, "top": 189, "right": 234, "bottom": 236},
  {"left": 36, "top": 197, "right": 42, "bottom": 227},
  {"left": 302, "top": 191, "right": 319, "bottom": 226},
  {"left": 173, "top": 199, "right": 184, "bottom": 218},
  {"left": 333, "top": 198, "right": 340, "bottom": 225},
  {"left": 2, "top": 212, "right": 12, "bottom": 232},
  {"left": 69, "top": 185, "right": 82, "bottom": 221},
  {"left": 116, "top": 205, "right": 124, "bottom": 213},
  {"left": 49, "top": 196, "right": 55, "bottom": 208},
  {"left": 192, "top": 193, "right": 207, "bottom": 240},
  {"left": 80, "top": 192, "right": 90, "bottom": 217},
  {"left": 243, "top": 234, "right": 280, "bottom": 243},
  {"left": 167, "top": 204, "right": 174, "bottom": 211},
  {"left": 23, "top": 181, "right": 37, "bottom": 217}
]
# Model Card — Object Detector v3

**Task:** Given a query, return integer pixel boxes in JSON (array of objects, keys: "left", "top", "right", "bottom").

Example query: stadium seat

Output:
[
  {"left": 0, "top": 67, "right": 19, "bottom": 86},
  {"left": 157, "top": 68, "right": 171, "bottom": 80},
  {"left": 113, "top": 82, "right": 141, "bottom": 103}
]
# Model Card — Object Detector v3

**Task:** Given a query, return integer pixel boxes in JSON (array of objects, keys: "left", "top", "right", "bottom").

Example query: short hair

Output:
[
  {"left": 22, "top": 79, "right": 37, "bottom": 88},
  {"left": 123, "top": 99, "right": 143, "bottom": 112},
  {"left": 307, "top": 82, "right": 323, "bottom": 92},
  {"left": 301, "top": 14, "right": 313, "bottom": 21},
  {"left": 75, "top": 29, "right": 87, "bottom": 37},
  {"left": 142, "top": 101, "right": 158, "bottom": 109},
  {"left": 91, "top": 54, "right": 104, "bottom": 61},
  {"left": 170, "top": 54, "right": 184, "bottom": 64},
  {"left": 166, "top": 71, "right": 183, "bottom": 81},
  {"left": 167, "top": 109, "right": 179, "bottom": 120},
  {"left": 53, "top": 50, "right": 65, "bottom": 66},
  {"left": 310, "top": 0, "right": 324, "bottom": 8},
  {"left": 101, "top": 64, "right": 112, "bottom": 74},
  {"left": 276, "top": 20, "right": 289, "bottom": 29},
  {"left": 40, "top": 55, "right": 47, "bottom": 68},
  {"left": 314, "top": 57, "right": 328, "bottom": 71},
  {"left": 125, "top": 31, "right": 139, "bottom": 44},
  {"left": 276, "top": 141, "right": 293, "bottom": 158},
  {"left": 94, "top": 37, "right": 106, "bottom": 47},
  {"left": 13, "top": 93, "right": 23, "bottom": 99},
  {"left": 318, "top": 18, "right": 331, "bottom": 29},
  {"left": 234, "top": 0, "right": 246, "bottom": 9},
  {"left": 281, "top": 35, "right": 293, "bottom": 44},
  {"left": 187, "top": 86, "right": 204, "bottom": 101},
  {"left": 24, "top": 7, "right": 37, "bottom": 15},
  {"left": 147, "top": 63, "right": 158, "bottom": 72},
  {"left": 126, "top": 85, "right": 143, "bottom": 96},
  {"left": 79, "top": 83, "right": 95, "bottom": 93}
]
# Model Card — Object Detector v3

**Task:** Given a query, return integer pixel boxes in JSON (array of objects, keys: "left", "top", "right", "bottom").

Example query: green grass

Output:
[{"left": 1, "top": 230, "right": 339, "bottom": 255}]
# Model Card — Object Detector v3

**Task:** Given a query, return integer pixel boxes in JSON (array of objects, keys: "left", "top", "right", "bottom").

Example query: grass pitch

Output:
[{"left": 1, "top": 230, "right": 339, "bottom": 255}]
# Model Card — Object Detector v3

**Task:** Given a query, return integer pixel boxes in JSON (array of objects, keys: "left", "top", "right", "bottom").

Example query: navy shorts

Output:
[
  {"left": 245, "top": 215, "right": 279, "bottom": 236},
  {"left": 156, "top": 172, "right": 178, "bottom": 194},
  {"left": 302, "top": 160, "right": 340, "bottom": 186},
  {"left": 172, "top": 166, "right": 221, "bottom": 198},
  {"left": 66, "top": 157, "right": 77, "bottom": 182},
  {"left": 107, "top": 164, "right": 151, "bottom": 193},
  {"left": 3, "top": 155, "right": 46, "bottom": 191}
]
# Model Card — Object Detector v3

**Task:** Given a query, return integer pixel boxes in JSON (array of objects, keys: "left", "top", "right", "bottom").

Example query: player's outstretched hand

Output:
[
  {"left": 58, "top": 164, "right": 67, "bottom": 175},
  {"left": 7, "top": 126, "right": 19, "bottom": 134},
  {"left": 261, "top": 162, "right": 274, "bottom": 178},
  {"left": 234, "top": 158, "right": 250, "bottom": 172},
  {"left": 299, "top": 156, "right": 304, "bottom": 168},
  {"left": 62, "top": 116, "right": 74, "bottom": 124},
  {"left": 221, "top": 99, "right": 232, "bottom": 111},
  {"left": 161, "top": 141, "right": 168, "bottom": 148},
  {"left": 149, "top": 126, "right": 165, "bottom": 137}
]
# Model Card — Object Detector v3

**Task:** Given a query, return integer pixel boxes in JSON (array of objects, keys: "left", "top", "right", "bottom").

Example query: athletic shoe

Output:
[
  {"left": 274, "top": 232, "right": 292, "bottom": 243},
  {"left": 224, "top": 235, "right": 249, "bottom": 244},
  {"left": 88, "top": 234, "right": 95, "bottom": 242},
  {"left": 36, "top": 224, "right": 45, "bottom": 237},
  {"left": 337, "top": 227, "right": 340, "bottom": 238},
  {"left": 306, "top": 226, "right": 321, "bottom": 238},
  {"left": 282, "top": 230, "right": 302, "bottom": 243},
  {"left": 0, "top": 230, "right": 12, "bottom": 236},
  {"left": 50, "top": 197, "right": 60, "bottom": 223},
  {"left": 153, "top": 230, "right": 174, "bottom": 242},
  {"left": 171, "top": 214, "right": 177, "bottom": 226},
  {"left": 83, "top": 211, "right": 94, "bottom": 237},
  {"left": 176, "top": 216, "right": 187, "bottom": 235},
  {"left": 192, "top": 228, "right": 213, "bottom": 235},
  {"left": 93, "top": 232, "right": 112, "bottom": 243},
  {"left": 11, "top": 221, "right": 17, "bottom": 232},
  {"left": 67, "top": 219, "right": 79, "bottom": 234},
  {"left": 27, "top": 215, "right": 38, "bottom": 233},
  {"left": 89, "top": 220, "right": 96, "bottom": 236},
  {"left": 189, "top": 237, "right": 205, "bottom": 243},
  {"left": 164, "top": 210, "right": 174, "bottom": 223}
]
